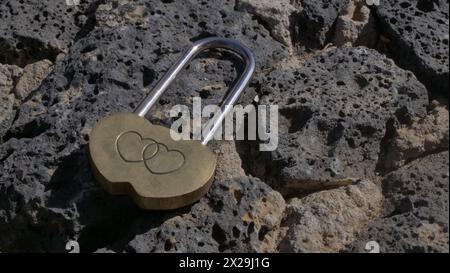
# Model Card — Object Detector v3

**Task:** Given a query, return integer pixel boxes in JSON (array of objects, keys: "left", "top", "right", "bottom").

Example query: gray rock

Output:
[
  {"left": 235, "top": 0, "right": 297, "bottom": 48},
  {"left": 1, "top": 0, "right": 448, "bottom": 254},
  {"left": 248, "top": 47, "right": 429, "bottom": 195},
  {"left": 98, "top": 141, "right": 282, "bottom": 253},
  {"left": 0, "top": 0, "right": 286, "bottom": 252},
  {"left": 351, "top": 151, "right": 449, "bottom": 253},
  {"left": 125, "top": 176, "right": 285, "bottom": 253},
  {"left": 296, "top": 0, "right": 349, "bottom": 48},
  {"left": 0, "top": 0, "right": 101, "bottom": 66},
  {"left": 376, "top": 0, "right": 449, "bottom": 96}
]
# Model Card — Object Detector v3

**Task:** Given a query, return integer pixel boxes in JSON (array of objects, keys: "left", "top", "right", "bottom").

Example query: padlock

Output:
[{"left": 89, "top": 37, "right": 256, "bottom": 210}]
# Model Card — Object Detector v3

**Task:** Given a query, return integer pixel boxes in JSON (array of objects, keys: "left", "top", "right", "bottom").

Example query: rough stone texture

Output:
[
  {"left": 278, "top": 180, "right": 382, "bottom": 253},
  {"left": 0, "top": 0, "right": 100, "bottom": 67},
  {"left": 0, "top": 60, "right": 52, "bottom": 140},
  {"left": 296, "top": 0, "right": 349, "bottom": 48},
  {"left": 96, "top": 1, "right": 149, "bottom": 28},
  {"left": 124, "top": 176, "right": 285, "bottom": 253},
  {"left": 14, "top": 60, "right": 53, "bottom": 104},
  {"left": 95, "top": 141, "right": 284, "bottom": 253},
  {"left": 382, "top": 102, "right": 449, "bottom": 171},
  {"left": 334, "top": 0, "right": 378, "bottom": 47},
  {"left": 248, "top": 47, "right": 428, "bottom": 195},
  {"left": 0, "top": 0, "right": 449, "bottom": 254},
  {"left": 210, "top": 141, "right": 247, "bottom": 182},
  {"left": 0, "top": 64, "right": 23, "bottom": 139},
  {"left": 0, "top": 0, "right": 286, "bottom": 252},
  {"left": 235, "top": 0, "right": 297, "bottom": 48},
  {"left": 376, "top": 0, "right": 449, "bottom": 97},
  {"left": 352, "top": 152, "right": 449, "bottom": 253}
]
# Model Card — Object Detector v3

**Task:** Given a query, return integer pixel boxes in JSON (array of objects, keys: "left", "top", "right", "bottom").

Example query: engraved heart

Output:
[
  {"left": 144, "top": 143, "right": 185, "bottom": 174},
  {"left": 116, "top": 130, "right": 185, "bottom": 174},
  {"left": 116, "top": 131, "right": 158, "bottom": 162}
]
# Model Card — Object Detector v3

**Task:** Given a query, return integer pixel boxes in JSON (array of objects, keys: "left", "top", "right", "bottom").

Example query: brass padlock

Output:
[{"left": 89, "top": 37, "right": 256, "bottom": 210}]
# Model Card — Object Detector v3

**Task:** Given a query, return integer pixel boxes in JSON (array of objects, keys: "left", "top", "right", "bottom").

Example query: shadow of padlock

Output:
[{"left": 89, "top": 37, "right": 256, "bottom": 210}]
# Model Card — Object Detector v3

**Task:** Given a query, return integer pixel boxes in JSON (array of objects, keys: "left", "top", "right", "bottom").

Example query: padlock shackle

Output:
[{"left": 134, "top": 37, "right": 256, "bottom": 145}]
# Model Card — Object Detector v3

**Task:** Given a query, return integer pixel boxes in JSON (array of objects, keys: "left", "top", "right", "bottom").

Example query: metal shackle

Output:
[{"left": 134, "top": 37, "right": 256, "bottom": 145}]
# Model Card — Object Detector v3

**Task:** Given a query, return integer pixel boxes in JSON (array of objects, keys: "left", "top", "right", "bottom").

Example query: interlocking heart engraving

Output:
[
  {"left": 89, "top": 37, "right": 255, "bottom": 210},
  {"left": 116, "top": 131, "right": 186, "bottom": 174}
]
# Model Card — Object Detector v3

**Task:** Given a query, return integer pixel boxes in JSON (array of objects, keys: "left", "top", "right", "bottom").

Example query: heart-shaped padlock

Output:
[{"left": 89, "top": 37, "right": 256, "bottom": 210}]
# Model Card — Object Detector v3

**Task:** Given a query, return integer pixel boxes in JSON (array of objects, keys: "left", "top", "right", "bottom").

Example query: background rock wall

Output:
[{"left": 0, "top": 0, "right": 448, "bottom": 253}]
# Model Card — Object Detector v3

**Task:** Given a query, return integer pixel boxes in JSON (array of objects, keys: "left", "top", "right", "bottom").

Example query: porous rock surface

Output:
[
  {"left": 0, "top": 0, "right": 99, "bottom": 66},
  {"left": 296, "top": 0, "right": 349, "bottom": 48},
  {"left": 0, "top": 0, "right": 448, "bottom": 253},
  {"left": 252, "top": 47, "right": 428, "bottom": 195},
  {"left": 376, "top": 0, "right": 449, "bottom": 97},
  {"left": 125, "top": 176, "right": 286, "bottom": 253},
  {"left": 235, "top": 0, "right": 297, "bottom": 48},
  {"left": 351, "top": 152, "right": 449, "bottom": 253},
  {"left": 0, "top": 0, "right": 285, "bottom": 253}
]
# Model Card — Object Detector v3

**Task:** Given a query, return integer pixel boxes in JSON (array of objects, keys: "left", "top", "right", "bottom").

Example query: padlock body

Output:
[{"left": 89, "top": 113, "right": 217, "bottom": 210}]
